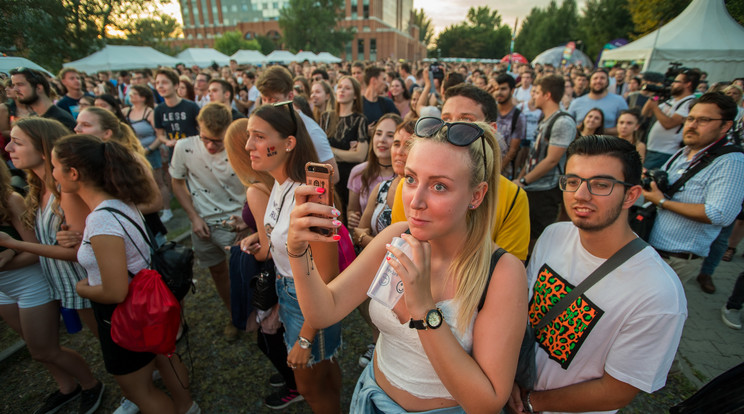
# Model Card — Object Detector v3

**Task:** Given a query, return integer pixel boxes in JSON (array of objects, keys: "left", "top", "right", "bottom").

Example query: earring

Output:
[
  {"left": 286, "top": 148, "right": 291, "bottom": 152},
  {"left": 468, "top": 204, "right": 475, "bottom": 210}
]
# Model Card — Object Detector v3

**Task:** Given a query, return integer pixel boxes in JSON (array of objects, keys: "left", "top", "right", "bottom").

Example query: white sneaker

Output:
[
  {"left": 184, "top": 401, "right": 201, "bottom": 414},
  {"left": 358, "top": 344, "right": 375, "bottom": 368},
  {"left": 160, "top": 209, "right": 174, "bottom": 223},
  {"left": 721, "top": 304, "right": 742, "bottom": 329},
  {"left": 113, "top": 397, "right": 140, "bottom": 414}
]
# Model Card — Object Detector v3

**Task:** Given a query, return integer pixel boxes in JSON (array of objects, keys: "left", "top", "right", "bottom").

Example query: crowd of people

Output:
[{"left": 1, "top": 55, "right": 744, "bottom": 414}]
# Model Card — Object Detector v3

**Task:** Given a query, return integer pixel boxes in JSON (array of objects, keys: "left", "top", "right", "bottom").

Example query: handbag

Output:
[
  {"left": 250, "top": 259, "right": 278, "bottom": 311},
  {"left": 101, "top": 207, "right": 195, "bottom": 300},
  {"left": 478, "top": 238, "right": 648, "bottom": 391}
]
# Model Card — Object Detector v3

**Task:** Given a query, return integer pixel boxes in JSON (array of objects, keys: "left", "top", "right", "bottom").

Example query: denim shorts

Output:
[
  {"left": 276, "top": 275, "right": 342, "bottom": 365},
  {"left": 0, "top": 264, "right": 54, "bottom": 308}
]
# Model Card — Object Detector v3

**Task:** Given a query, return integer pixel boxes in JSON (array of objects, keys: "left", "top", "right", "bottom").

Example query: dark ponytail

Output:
[{"left": 54, "top": 134, "right": 155, "bottom": 204}]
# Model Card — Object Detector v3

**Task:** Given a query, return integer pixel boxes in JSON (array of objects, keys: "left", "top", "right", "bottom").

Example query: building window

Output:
[
  {"left": 232, "top": 5, "right": 238, "bottom": 11},
  {"left": 363, "top": 26, "right": 370, "bottom": 32},
  {"left": 345, "top": 40, "right": 352, "bottom": 58},
  {"left": 242, "top": 4, "right": 249, "bottom": 11},
  {"left": 351, "top": 0, "right": 358, "bottom": 19},
  {"left": 358, "top": 39, "right": 365, "bottom": 59},
  {"left": 370, "top": 38, "right": 376, "bottom": 61},
  {"left": 273, "top": 2, "right": 278, "bottom": 9},
  {"left": 363, "top": 0, "right": 369, "bottom": 19}
]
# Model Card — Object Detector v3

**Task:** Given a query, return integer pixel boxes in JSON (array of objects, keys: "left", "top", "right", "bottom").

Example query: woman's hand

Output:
[
  {"left": 223, "top": 215, "right": 248, "bottom": 232},
  {"left": 352, "top": 227, "right": 370, "bottom": 247},
  {"left": 239, "top": 232, "right": 261, "bottom": 254},
  {"left": 0, "top": 249, "right": 16, "bottom": 269},
  {"left": 385, "top": 233, "right": 435, "bottom": 318},
  {"left": 347, "top": 211, "right": 361, "bottom": 229},
  {"left": 259, "top": 305, "right": 282, "bottom": 334},
  {"left": 56, "top": 226, "right": 83, "bottom": 248},
  {"left": 0, "top": 231, "right": 15, "bottom": 247},
  {"left": 287, "top": 185, "right": 342, "bottom": 254},
  {"left": 287, "top": 340, "right": 312, "bottom": 370}
]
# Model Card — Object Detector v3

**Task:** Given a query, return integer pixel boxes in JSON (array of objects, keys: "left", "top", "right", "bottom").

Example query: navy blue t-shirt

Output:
[{"left": 363, "top": 96, "right": 399, "bottom": 125}]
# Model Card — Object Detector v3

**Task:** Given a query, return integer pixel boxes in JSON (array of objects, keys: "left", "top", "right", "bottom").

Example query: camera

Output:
[
  {"left": 641, "top": 169, "right": 669, "bottom": 192},
  {"left": 429, "top": 62, "right": 444, "bottom": 81},
  {"left": 641, "top": 62, "right": 686, "bottom": 101}
]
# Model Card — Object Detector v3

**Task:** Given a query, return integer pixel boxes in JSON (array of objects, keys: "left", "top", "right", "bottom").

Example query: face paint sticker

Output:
[{"left": 267, "top": 146, "right": 277, "bottom": 157}]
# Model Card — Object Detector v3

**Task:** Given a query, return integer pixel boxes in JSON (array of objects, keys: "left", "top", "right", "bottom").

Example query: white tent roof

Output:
[
  {"left": 293, "top": 51, "right": 318, "bottom": 62},
  {"left": 315, "top": 52, "right": 342, "bottom": 64},
  {"left": 532, "top": 46, "right": 593, "bottom": 69},
  {"left": 265, "top": 50, "right": 297, "bottom": 64},
  {"left": 231, "top": 49, "right": 266, "bottom": 65},
  {"left": 0, "top": 56, "right": 53, "bottom": 77},
  {"left": 176, "top": 48, "right": 231, "bottom": 67},
  {"left": 63, "top": 45, "right": 179, "bottom": 73},
  {"left": 601, "top": 0, "right": 744, "bottom": 82}
]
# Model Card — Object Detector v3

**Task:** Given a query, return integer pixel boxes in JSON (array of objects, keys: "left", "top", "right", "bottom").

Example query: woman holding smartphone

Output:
[
  {"left": 246, "top": 103, "right": 342, "bottom": 413},
  {"left": 286, "top": 118, "right": 527, "bottom": 412},
  {"left": 54, "top": 135, "right": 199, "bottom": 414}
]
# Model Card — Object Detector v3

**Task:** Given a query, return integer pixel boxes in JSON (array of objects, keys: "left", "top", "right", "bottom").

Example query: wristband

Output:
[
  {"left": 525, "top": 390, "right": 535, "bottom": 414},
  {"left": 286, "top": 243, "right": 309, "bottom": 258}
]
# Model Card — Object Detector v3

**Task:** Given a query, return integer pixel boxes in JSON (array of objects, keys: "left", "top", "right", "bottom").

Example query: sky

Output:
[{"left": 162, "top": 0, "right": 588, "bottom": 35}]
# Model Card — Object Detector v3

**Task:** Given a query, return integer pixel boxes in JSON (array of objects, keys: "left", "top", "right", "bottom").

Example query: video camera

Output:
[{"left": 641, "top": 62, "right": 686, "bottom": 101}]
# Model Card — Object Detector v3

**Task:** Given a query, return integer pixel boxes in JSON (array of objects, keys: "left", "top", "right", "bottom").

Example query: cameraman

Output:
[
  {"left": 642, "top": 68, "right": 700, "bottom": 169},
  {"left": 642, "top": 92, "right": 744, "bottom": 290}
]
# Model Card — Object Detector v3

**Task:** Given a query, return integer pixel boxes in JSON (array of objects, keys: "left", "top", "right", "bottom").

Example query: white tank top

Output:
[{"left": 370, "top": 297, "right": 475, "bottom": 399}]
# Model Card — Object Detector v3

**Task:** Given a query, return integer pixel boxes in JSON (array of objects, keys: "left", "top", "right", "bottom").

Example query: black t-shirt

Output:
[
  {"left": 43, "top": 105, "right": 77, "bottom": 132},
  {"left": 363, "top": 96, "right": 399, "bottom": 125},
  {"left": 154, "top": 99, "right": 200, "bottom": 141},
  {"left": 231, "top": 108, "right": 246, "bottom": 120}
]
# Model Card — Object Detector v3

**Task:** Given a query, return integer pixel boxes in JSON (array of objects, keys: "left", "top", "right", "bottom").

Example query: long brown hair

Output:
[
  {"left": 0, "top": 161, "right": 16, "bottom": 225},
  {"left": 360, "top": 113, "right": 402, "bottom": 200},
  {"left": 225, "top": 118, "right": 274, "bottom": 190},
  {"left": 12, "top": 117, "right": 70, "bottom": 228}
]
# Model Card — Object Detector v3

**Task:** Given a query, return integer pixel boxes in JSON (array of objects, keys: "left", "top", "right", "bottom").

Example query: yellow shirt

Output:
[{"left": 390, "top": 175, "right": 530, "bottom": 260}]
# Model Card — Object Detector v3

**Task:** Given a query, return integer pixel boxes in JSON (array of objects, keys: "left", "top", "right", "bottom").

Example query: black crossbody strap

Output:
[
  {"left": 663, "top": 140, "right": 741, "bottom": 197},
  {"left": 534, "top": 237, "right": 647, "bottom": 331},
  {"left": 477, "top": 248, "right": 508, "bottom": 311},
  {"left": 99, "top": 207, "right": 156, "bottom": 251}
]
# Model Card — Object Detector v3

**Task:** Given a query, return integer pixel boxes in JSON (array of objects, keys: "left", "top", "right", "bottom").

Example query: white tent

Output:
[
  {"left": 0, "top": 56, "right": 54, "bottom": 77},
  {"left": 600, "top": 0, "right": 744, "bottom": 82},
  {"left": 265, "top": 50, "right": 297, "bottom": 64},
  {"left": 176, "top": 48, "right": 231, "bottom": 67},
  {"left": 532, "top": 46, "right": 593, "bottom": 69},
  {"left": 293, "top": 51, "right": 319, "bottom": 62},
  {"left": 63, "top": 45, "right": 179, "bottom": 73},
  {"left": 231, "top": 49, "right": 266, "bottom": 65},
  {"left": 315, "top": 52, "right": 342, "bottom": 64}
]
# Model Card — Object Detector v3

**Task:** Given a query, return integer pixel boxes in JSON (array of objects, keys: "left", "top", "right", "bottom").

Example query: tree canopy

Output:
[
  {"left": 213, "top": 31, "right": 261, "bottom": 56},
  {"left": 433, "top": 6, "right": 512, "bottom": 59},
  {"left": 278, "top": 0, "right": 354, "bottom": 55},
  {"left": 412, "top": 8, "right": 435, "bottom": 47}
]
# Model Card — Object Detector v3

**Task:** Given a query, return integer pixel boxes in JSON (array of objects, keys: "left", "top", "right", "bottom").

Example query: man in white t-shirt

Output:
[
  {"left": 170, "top": 102, "right": 246, "bottom": 338},
  {"left": 642, "top": 68, "right": 700, "bottom": 169},
  {"left": 513, "top": 70, "right": 533, "bottom": 104},
  {"left": 508, "top": 136, "right": 687, "bottom": 414}
]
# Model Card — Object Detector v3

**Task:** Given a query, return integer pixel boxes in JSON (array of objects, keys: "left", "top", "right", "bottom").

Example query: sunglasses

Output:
[
  {"left": 414, "top": 117, "right": 488, "bottom": 181},
  {"left": 10, "top": 67, "right": 44, "bottom": 84},
  {"left": 273, "top": 100, "right": 297, "bottom": 136}
]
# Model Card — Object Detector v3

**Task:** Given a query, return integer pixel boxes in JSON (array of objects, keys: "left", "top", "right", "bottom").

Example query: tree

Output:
[
  {"left": 433, "top": 6, "right": 511, "bottom": 58},
  {"left": 214, "top": 30, "right": 261, "bottom": 56},
  {"left": 514, "top": 0, "right": 581, "bottom": 60},
  {"left": 117, "top": 13, "right": 184, "bottom": 55},
  {"left": 726, "top": 0, "right": 744, "bottom": 25},
  {"left": 255, "top": 35, "right": 279, "bottom": 56},
  {"left": 412, "top": 8, "right": 434, "bottom": 46},
  {"left": 577, "top": 0, "right": 635, "bottom": 61},
  {"left": 278, "top": 0, "right": 355, "bottom": 55},
  {"left": 627, "top": 0, "right": 690, "bottom": 37}
]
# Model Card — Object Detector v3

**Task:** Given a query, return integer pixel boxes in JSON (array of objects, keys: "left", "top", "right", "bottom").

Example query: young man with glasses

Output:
[
  {"left": 170, "top": 102, "right": 246, "bottom": 340},
  {"left": 508, "top": 135, "right": 686, "bottom": 414},
  {"left": 642, "top": 68, "right": 700, "bottom": 169},
  {"left": 9, "top": 67, "right": 76, "bottom": 131},
  {"left": 642, "top": 92, "right": 744, "bottom": 292}
]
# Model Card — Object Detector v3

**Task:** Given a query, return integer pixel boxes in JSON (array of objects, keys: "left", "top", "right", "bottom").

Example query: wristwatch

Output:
[
  {"left": 524, "top": 390, "right": 535, "bottom": 414},
  {"left": 519, "top": 177, "right": 528, "bottom": 186},
  {"left": 409, "top": 308, "right": 444, "bottom": 330},
  {"left": 298, "top": 336, "right": 313, "bottom": 349},
  {"left": 658, "top": 198, "right": 668, "bottom": 209}
]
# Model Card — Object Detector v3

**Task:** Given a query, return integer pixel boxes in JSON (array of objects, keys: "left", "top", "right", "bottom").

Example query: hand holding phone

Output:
[{"left": 305, "top": 162, "right": 337, "bottom": 236}]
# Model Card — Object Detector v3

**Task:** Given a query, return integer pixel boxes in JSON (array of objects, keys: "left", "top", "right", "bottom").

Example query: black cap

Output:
[{"left": 642, "top": 71, "right": 665, "bottom": 83}]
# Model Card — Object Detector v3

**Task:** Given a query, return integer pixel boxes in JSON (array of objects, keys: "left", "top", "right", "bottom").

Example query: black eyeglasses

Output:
[
  {"left": 414, "top": 117, "right": 488, "bottom": 181},
  {"left": 558, "top": 174, "right": 634, "bottom": 196},
  {"left": 273, "top": 100, "right": 297, "bottom": 135}
]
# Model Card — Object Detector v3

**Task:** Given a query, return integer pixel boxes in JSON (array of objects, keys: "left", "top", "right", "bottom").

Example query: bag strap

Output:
[
  {"left": 99, "top": 207, "right": 156, "bottom": 251},
  {"left": 534, "top": 237, "right": 647, "bottom": 331},
  {"left": 477, "top": 248, "right": 508, "bottom": 311},
  {"left": 663, "top": 140, "right": 742, "bottom": 198},
  {"left": 101, "top": 208, "right": 152, "bottom": 275}
]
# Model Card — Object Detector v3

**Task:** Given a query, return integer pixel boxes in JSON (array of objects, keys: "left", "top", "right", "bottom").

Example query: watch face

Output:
[{"left": 426, "top": 309, "right": 443, "bottom": 328}]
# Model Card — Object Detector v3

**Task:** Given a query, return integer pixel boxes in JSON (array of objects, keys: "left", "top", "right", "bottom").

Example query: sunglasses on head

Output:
[
  {"left": 414, "top": 117, "right": 488, "bottom": 181},
  {"left": 273, "top": 100, "right": 297, "bottom": 136},
  {"left": 10, "top": 67, "right": 44, "bottom": 84}
]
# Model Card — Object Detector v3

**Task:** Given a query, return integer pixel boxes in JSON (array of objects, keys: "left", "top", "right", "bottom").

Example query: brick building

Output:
[{"left": 176, "top": 0, "right": 427, "bottom": 61}]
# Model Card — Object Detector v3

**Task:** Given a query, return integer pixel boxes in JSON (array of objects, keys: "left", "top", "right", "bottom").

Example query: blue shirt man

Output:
[{"left": 568, "top": 69, "right": 628, "bottom": 135}]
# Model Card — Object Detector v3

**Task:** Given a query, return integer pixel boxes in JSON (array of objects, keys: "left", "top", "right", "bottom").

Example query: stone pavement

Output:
[{"left": 675, "top": 244, "right": 744, "bottom": 388}]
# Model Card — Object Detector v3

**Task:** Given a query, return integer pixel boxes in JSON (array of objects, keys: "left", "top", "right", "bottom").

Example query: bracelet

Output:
[
  {"left": 525, "top": 390, "right": 535, "bottom": 414},
  {"left": 356, "top": 232, "right": 368, "bottom": 246},
  {"left": 286, "top": 243, "right": 309, "bottom": 258}
]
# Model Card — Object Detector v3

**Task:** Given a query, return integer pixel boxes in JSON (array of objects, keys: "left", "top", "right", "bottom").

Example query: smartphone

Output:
[{"left": 305, "top": 162, "right": 336, "bottom": 236}]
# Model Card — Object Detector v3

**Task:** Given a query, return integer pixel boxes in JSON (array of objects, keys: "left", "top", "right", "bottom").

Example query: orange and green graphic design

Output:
[{"left": 529, "top": 264, "right": 604, "bottom": 369}]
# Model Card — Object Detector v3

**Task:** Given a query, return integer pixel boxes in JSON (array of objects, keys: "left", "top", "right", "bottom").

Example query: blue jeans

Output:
[
  {"left": 727, "top": 273, "right": 744, "bottom": 310},
  {"left": 644, "top": 150, "right": 673, "bottom": 170},
  {"left": 701, "top": 222, "right": 736, "bottom": 276},
  {"left": 276, "top": 275, "right": 342, "bottom": 365},
  {"left": 351, "top": 363, "right": 465, "bottom": 413}
]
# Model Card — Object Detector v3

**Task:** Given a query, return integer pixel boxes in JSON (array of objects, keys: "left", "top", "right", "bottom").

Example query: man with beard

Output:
[
  {"left": 642, "top": 68, "right": 700, "bottom": 169},
  {"left": 495, "top": 73, "right": 527, "bottom": 178},
  {"left": 10, "top": 67, "right": 76, "bottom": 131},
  {"left": 643, "top": 92, "right": 744, "bottom": 293},
  {"left": 508, "top": 135, "right": 686, "bottom": 414},
  {"left": 568, "top": 69, "right": 628, "bottom": 135}
]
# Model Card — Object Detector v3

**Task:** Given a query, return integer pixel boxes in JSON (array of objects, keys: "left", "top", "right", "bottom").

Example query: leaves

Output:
[
  {"left": 213, "top": 31, "right": 261, "bottom": 56},
  {"left": 278, "top": 0, "right": 355, "bottom": 55},
  {"left": 412, "top": 8, "right": 434, "bottom": 46},
  {"left": 433, "top": 6, "right": 511, "bottom": 58}
]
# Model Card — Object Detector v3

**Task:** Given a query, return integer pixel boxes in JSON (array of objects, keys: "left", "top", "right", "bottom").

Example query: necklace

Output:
[{"left": 378, "top": 162, "right": 392, "bottom": 168}]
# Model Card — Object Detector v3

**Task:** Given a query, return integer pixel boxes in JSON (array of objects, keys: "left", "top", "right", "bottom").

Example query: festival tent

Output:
[
  {"left": 294, "top": 51, "right": 319, "bottom": 62},
  {"left": 231, "top": 50, "right": 266, "bottom": 65},
  {"left": 532, "top": 46, "right": 593, "bottom": 69},
  {"left": 315, "top": 52, "right": 342, "bottom": 64},
  {"left": 176, "top": 48, "right": 231, "bottom": 67},
  {"left": 0, "top": 56, "right": 54, "bottom": 77},
  {"left": 600, "top": 0, "right": 744, "bottom": 82},
  {"left": 63, "top": 45, "right": 178, "bottom": 73},
  {"left": 501, "top": 53, "right": 529, "bottom": 64},
  {"left": 265, "top": 50, "right": 297, "bottom": 64}
]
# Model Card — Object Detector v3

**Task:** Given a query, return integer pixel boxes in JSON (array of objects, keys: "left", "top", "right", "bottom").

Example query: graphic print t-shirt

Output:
[
  {"left": 526, "top": 222, "right": 686, "bottom": 413},
  {"left": 154, "top": 99, "right": 200, "bottom": 141}
]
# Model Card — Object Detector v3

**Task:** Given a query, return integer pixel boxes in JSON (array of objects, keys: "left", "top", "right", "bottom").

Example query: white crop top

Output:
[{"left": 370, "top": 297, "right": 475, "bottom": 400}]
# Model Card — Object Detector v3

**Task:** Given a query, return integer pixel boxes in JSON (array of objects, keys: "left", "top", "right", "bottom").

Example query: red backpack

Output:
[{"left": 111, "top": 269, "right": 181, "bottom": 355}]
